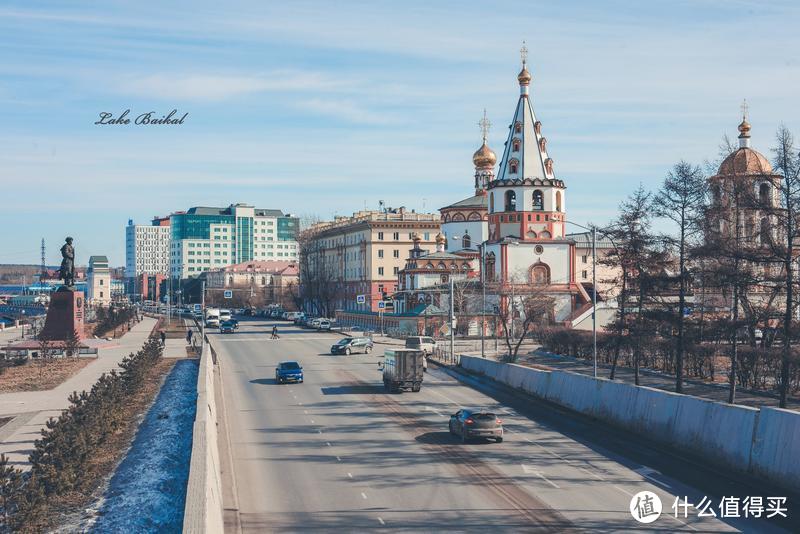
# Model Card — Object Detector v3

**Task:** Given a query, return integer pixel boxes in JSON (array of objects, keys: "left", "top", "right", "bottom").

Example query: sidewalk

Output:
[
  {"left": 0, "top": 317, "right": 165, "bottom": 469},
  {"left": 511, "top": 348, "right": 800, "bottom": 411}
]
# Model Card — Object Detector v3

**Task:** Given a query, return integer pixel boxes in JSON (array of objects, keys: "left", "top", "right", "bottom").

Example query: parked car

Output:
[
  {"left": 405, "top": 336, "right": 436, "bottom": 355},
  {"left": 310, "top": 318, "right": 323, "bottom": 329},
  {"left": 331, "top": 337, "right": 373, "bottom": 355},
  {"left": 219, "top": 320, "right": 236, "bottom": 334},
  {"left": 318, "top": 319, "right": 332, "bottom": 331},
  {"left": 449, "top": 408, "right": 503, "bottom": 443},
  {"left": 275, "top": 361, "right": 304, "bottom": 384}
]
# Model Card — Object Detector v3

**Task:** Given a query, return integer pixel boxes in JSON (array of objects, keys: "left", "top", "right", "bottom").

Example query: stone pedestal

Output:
[{"left": 40, "top": 288, "right": 85, "bottom": 341}]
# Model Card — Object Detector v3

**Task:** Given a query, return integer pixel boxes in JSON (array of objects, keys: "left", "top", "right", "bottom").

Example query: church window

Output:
[
  {"left": 556, "top": 191, "right": 562, "bottom": 212},
  {"left": 489, "top": 192, "right": 494, "bottom": 213},
  {"left": 539, "top": 137, "right": 547, "bottom": 153},
  {"left": 468, "top": 212, "right": 481, "bottom": 221},
  {"left": 534, "top": 121, "right": 542, "bottom": 135},
  {"left": 485, "top": 252, "right": 496, "bottom": 282},
  {"left": 536, "top": 214, "right": 541, "bottom": 221},
  {"left": 539, "top": 230, "right": 551, "bottom": 239},
  {"left": 509, "top": 159, "right": 519, "bottom": 174},
  {"left": 512, "top": 138, "right": 521, "bottom": 152},
  {"left": 582, "top": 270, "right": 588, "bottom": 279},
  {"left": 545, "top": 158, "right": 554, "bottom": 175},
  {"left": 745, "top": 219, "right": 755, "bottom": 242},
  {"left": 530, "top": 263, "right": 550, "bottom": 284},
  {"left": 760, "top": 218, "right": 771, "bottom": 244},
  {"left": 711, "top": 184, "right": 721, "bottom": 204},
  {"left": 505, "top": 190, "right": 517, "bottom": 211},
  {"left": 462, "top": 234, "right": 471, "bottom": 249},
  {"left": 759, "top": 183, "right": 771, "bottom": 206},
  {"left": 514, "top": 122, "right": 522, "bottom": 134},
  {"left": 533, "top": 190, "right": 544, "bottom": 210}
]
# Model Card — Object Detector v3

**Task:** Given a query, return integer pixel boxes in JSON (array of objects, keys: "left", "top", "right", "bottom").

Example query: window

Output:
[
  {"left": 530, "top": 263, "right": 550, "bottom": 284},
  {"left": 514, "top": 122, "right": 522, "bottom": 134},
  {"left": 393, "top": 249, "right": 399, "bottom": 258},
  {"left": 378, "top": 232, "right": 384, "bottom": 240},
  {"left": 510, "top": 160, "right": 518, "bottom": 174},
  {"left": 378, "top": 249, "right": 384, "bottom": 258},
  {"left": 759, "top": 183, "right": 771, "bottom": 205},
  {"left": 582, "top": 255, "right": 587, "bottom": 264},
  {"left": 424, "top": 233, "right": 430, "bottom": 240},
  {"left": 582, "top": 270, "right": 588, "bottom": 279},
  {"left": 100, "top": 291, "right": 104, "bottom": 298},
  {"left": 393, "top": 267, "right": 399, "bottom": 275},
  {"left": 462, "top": 234, "right": 471, "bottom": 249},
  {"left": 505, "top": 190, "right": 517, "bottom": 211},
  {"left": 378, "top": 267, "right": 384, "bottom": 276},
  {"left": 512, "top": 139, "right": 521, "bottom": 152},
  {"left": 99, "top": 279, "right": 104, "bottom": 286},
  {"left": 760, "top": 218, "right": 770, "bottom": 244},
  {"left": 533, "top": 190, "right": 544, "bottom": 210},
  {"left": 393, "top": 232, "right": 399, "bottom": 240},
  {"left": 555, "top": 191, "right": 562, "bottom": 212}
]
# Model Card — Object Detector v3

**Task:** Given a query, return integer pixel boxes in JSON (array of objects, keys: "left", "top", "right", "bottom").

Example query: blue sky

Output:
[{"left": 1, "top": 0, "right": 798, "bottom": 266}]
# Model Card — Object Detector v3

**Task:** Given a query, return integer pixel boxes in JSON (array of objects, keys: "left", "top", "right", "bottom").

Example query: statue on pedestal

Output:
[{"left": 58, "top": 237, "right": 75, "bottom": 289}]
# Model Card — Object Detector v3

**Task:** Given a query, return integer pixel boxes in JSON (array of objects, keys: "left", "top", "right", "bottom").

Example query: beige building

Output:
[
  {"left": 300, "top": 207, "right": 441, "bottom": 314},
  {"left": 205, "top": 260, "right": 299, "bottom": 308},
  {"left": 87, "top": 255, "right": 111, "bottom": 305}
]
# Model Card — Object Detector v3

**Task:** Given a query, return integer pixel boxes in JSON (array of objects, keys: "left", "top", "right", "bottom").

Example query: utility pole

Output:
[
  {"left": 200, "top": 281, "right": 205, "bottom": 355},
  {"left": 481, "top": 244, "right": 486, "bottom": 358},
  {"left": 592, "top": 226, "right": 597, "bottom": 378},
  {"left": 40, "top": 238, "right": 46, "bottom": 283},
  {"left": 449, "top": 276, "right": 455, "bottom": 362}
]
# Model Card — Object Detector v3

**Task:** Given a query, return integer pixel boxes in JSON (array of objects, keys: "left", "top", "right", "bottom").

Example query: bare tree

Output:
[
  {"left": 493, "top": 270, "right": 555, "bottom": 362},
  {"left": 653, "top": 161, "right": 707, "bottom": 392}
]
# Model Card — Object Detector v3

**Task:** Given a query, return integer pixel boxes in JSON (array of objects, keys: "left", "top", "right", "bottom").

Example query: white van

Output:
[
  {"left": 219, "top": 309, "right": 232, "bottom": 322},
  {"left": 205, "top": 308, "right": 221, "bottom": 327},
  {"left": 286, "top": 312, "right": 302, "bottom": 321}
]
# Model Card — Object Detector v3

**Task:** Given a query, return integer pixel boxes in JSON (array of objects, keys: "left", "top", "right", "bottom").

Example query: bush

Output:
[{"left": 0, "top": 338, "right": 163, "bottom": 532}]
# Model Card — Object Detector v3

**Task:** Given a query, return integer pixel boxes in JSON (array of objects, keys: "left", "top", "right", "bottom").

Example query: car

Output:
[
  {"left": 330, "top": 337, "right": 373, "bottom": 355},
  {"left": 275, "top": 361, "right": 304, "bottom": 383},
  {"left": 448, "top": 409, "right": 503, "bottom": 443},
  {"left": 318, "top": 319, "right": 332, "bottom": 331},
  {"left": 405, "top": 336, "right": 436, "bottom": 355},
  {"left": 219, "top": 320, "right": 236, "bottom": 334}
]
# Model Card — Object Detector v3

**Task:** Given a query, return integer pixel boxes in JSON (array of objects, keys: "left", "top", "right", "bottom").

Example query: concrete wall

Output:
[
  {"left": 183, "top": 342, "right": 224, "bottom": 533},
  {"left": 459, "top": 355, "right": 800, "bottom": 493}
]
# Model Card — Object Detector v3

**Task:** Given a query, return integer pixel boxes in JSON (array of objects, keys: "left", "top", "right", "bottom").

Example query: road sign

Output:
[
  {"left": 356, "top": 295, "right": 366, "bottom": 304},
  {"left": 377, "top": 301, "right": 386, "bottom": 309},
  {"left": 223, "top": 290, "right": 233, "bottom": 299}
]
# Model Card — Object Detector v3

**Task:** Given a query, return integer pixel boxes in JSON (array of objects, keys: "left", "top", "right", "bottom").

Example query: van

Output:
[
  {"left": 219, "top": 309, "right": 232, "bottom": 322},
  {"left": 405, "top": 336, "right": 436, "bottom": 355}
]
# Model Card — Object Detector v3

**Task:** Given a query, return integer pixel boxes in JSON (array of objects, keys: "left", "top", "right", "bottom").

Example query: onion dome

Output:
[
  {"left": 472, "top": 141, "right": 497, "bottom": 168},
  {"left": 718, "top": 148, "right": 772, "bottom": 176},
  {"left": 518, "top": 66, "right": 532, "bottom": 86},
  {"left": 738, "top": 118, "right": 751, "bottom": 138},
  {"left": 435, "top": 233, "right": 446, "bottom": 244}
]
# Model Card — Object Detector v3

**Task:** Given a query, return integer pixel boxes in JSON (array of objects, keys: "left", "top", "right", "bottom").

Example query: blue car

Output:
[{"left": 275, "top": 361, "right": 304, "bottom": 384}]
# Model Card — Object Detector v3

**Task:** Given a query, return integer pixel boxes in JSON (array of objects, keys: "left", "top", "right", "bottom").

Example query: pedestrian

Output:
[
  {"left": 271, "top": 325, "right": 279, "bottom": 340},
  {"left": 186, "top": 329, "right": 193, "bottom": 345},
  {"left": 160, "top": 330, "right": 166, "bottom": 346}
]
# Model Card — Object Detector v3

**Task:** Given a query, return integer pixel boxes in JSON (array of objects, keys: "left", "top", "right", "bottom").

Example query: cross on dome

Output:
[
  {"left": 741, "top": 98, "right": 749, "bottom": 121},
  {"left": 478, "top": 109, "right": 491, "bottom": 142},
  {"left": 520, "top": 41, "right": 528, "bottom": 66}
]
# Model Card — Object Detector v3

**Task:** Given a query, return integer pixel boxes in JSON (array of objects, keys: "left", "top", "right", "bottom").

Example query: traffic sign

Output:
[
  {"left": 377, "top": 301, "right": 386, "bottom": 309},
  {"left": 356, "top": 295, "right": 366, "bottom": 304},
  {"left": 223, "top": 290, "right": 233, "bottom": 299}
]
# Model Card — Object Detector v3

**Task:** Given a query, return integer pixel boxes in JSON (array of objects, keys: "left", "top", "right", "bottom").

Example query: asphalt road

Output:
[{"left": 212, "top": 318, "right": 792, "bottom": 533}]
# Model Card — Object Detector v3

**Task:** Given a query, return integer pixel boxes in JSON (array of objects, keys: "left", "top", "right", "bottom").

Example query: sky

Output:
[{"left": 1, "top": 0, "right": 799, "bottom": 267}]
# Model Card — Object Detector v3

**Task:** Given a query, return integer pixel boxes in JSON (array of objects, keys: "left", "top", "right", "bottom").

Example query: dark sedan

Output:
[
  {"left": 275, "top": 361, "right": 304, "bottom": 384},
  {"left": 219, "top": 320, "right": 237, "bottom": 334},
  {"left": 449, "top": 409, "right": 503, "bottom": 443}
]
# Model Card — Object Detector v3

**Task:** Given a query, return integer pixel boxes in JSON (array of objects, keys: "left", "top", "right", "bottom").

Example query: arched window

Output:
[
  {"left": 505, "top": 190, "right": 517, "bottom": 211},
  {"left": 453, "top": 213, "right": 466, "bottom": 222},
  {"left": 485, "top": 252, "right": 496, "bottom": 282},
  {"left": 530, "top": 263, "right": 550, "bottom": 284},
  {"left": 261, "top": 277, "right": 266, "bottom": 285},
  {"left": 539, "top": 137, "right": 547, "bottom": 153},
  {"left": 533, "top": 190, "right": 544, "bottom": 210},
  {"left": 437, "top": 262, "right": 446, "bottom": 269},
  {"left": 534, "top": 121, "right": 542, "bottom": 135},
  {"left": 462, "top": 234, "right": 471, "bottom": 249},
  {"left": 745, "top": 219, "right": 755, "bottom": 242},
  {"left": 468, "top": 212, "right": 481, "bottom": 221},
  {"left": 759, "top": 183, "right": 771, "bottom": 206},
  {"left": 711, "top": 184, "right": 721, "bottom": 204},
  {"left": 555, "top": 191, "right": 562, "bottom": 212},
  {"left": 760, "top": 218, "right": 770, "bottom": 244},
  {"left": 228, "top": 276, "right": 233, "bottom": 285},
  {"left": 509, "top": 159, "right": 519, "bottom": 174},
  {"left": 512, "top": 138, "right": 521, "bottom": 152},
  {"left": 545, "top": 158, "right": 554, "bottom": 175},
  {"left": 539, "top": 230, "right": 552, "bottom": 239},
  {"left": 514, "top": 122, "right": 522, "bottom": 134}
]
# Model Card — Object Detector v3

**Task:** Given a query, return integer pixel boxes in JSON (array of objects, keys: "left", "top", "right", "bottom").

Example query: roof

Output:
[
  {"left": 566, "top": 232, "right": 616, "bottom": 249},
  {"left": 718, "top": 147, "right": 774, "bottom": 176},
  {"left": 255, "top": 209, "right": 286, "bottom": 217},
  {"left": 184, "top": 206, "right": 288, "bottom": 218},
  {"left": 218, "top": 260, "right": 298, "bottom": 275},
  {"left": 441, "top": 194, "right": 488, "bottom": 210},
  {"left": 88, "top": 255, "right": 109, "bottom": 263}
]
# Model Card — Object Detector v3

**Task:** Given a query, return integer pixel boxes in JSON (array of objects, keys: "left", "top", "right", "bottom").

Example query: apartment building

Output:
[{"left": 302, "top": 207, "right": 440, "bottom": 313}]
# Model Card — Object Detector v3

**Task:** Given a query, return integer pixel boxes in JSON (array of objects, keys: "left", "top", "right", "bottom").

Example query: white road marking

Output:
[
  {"left": 579, "top": 466, "right": 604, "bottom": 481},
  {"left": 612, "top": 484, "right": 633, "bottom": 497},
  {"left": 318, "top": 430, "right": 323, "bottom": 434},
  {"left": 347, "top": 472, "right": 353, "bottom": 478},
  {"left": 310, "top": 419, "right": 315, "bottom": 423},
  {"left": 378, "top": 517, "right": 385, "bottom": 525},
  {"left": 635, "top": 466, "right": 672, "bottom": 489},
  {"left": 304, "top": 410, "right": 308, "bottom": 414},
  {"left": 336, "top": 456, "right": 341, "bottom": 461},
  {"left": 361, "top": 492, "right": 368, "bottom": 500},
  {"left": 521, "top": 464, "right": 560, "bottom": 488},
  {"left": 326, "top": 442, "right": 332, "bottom": 447}
]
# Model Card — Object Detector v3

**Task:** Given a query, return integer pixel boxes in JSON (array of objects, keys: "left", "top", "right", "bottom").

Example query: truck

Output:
[
  {"left": 205, "top": 307, "right": 221, "bottom": 328},
  {"left": 380, "top": 349, "right": 425, "bottom": 393}
]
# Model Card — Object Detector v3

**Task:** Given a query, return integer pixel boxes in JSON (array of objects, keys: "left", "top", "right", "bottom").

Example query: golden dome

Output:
[
  {"left": 472, "top": 141, "right": 497, "bottom": 168},
  {"left": 718, "top": 147, "right": 772, "bottom": 176},
  {"left": 738, "top": 118, "right": 751, "bottom": 137},
  {"left": 518, "top": 66, "right": 532, "bottom": 86},
  {"left": 435, "top": 233, "right": 446, "bottom": 244}
]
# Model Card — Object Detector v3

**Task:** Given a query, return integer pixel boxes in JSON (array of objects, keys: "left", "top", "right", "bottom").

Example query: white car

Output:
[{"left": 405, "top": 336, "right": 436, "bottom": 355}]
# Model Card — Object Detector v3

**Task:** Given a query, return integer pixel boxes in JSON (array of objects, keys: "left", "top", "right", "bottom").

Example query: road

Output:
[{"left": 213, "top": 318, "right": 791, "bottom": 532}]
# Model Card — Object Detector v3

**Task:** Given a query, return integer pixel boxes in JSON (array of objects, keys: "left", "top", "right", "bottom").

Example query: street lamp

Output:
[
  {"left": 21, "top": 310, "right": 26, "bottom": 339},
  {"left": 565, "top": 221, "right": 597, "bottom": 378}
]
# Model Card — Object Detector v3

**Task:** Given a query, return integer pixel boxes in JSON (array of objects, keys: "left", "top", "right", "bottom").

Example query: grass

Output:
[{"left": 0, "top": 358, "right": 94, "bottom": 393}]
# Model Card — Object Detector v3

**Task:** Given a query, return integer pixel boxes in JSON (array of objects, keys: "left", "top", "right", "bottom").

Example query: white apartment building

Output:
[{"left": 125, "top": 218, "right": 171, "bottom": 278}]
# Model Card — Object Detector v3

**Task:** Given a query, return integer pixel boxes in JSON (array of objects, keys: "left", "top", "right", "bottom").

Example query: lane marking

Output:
[
  {"left": 326, "top": 441, "right": 331, "bottom": 447},
  {"left": 304, "top": 410, "right": 308, "bottom": 414},
  {"left": 347, "top": 472, "right": 353, "bottom": 478},
  {"left": 521, "top": 464, "right": 560, "bottom": 488},
  {"left": 361, "top": 492, "right": 368, "bottom": 500},
  {"left": 378, "top": 517, "right": 385, "bottom": 525},
  {"left": 310, "top": 419, "right": 315, "bottom": 424},
  {"left": 336, "top": 456, "right": 341, "bottom": 461},
  {"left": 635, "top": 466, "right": 672, "bottom": 489},
  {"left": 318, "top": 430, "right": 323, "bottom": 434},
  {"left": 579, "top": 466, "right": 605, "bottom": 481}
]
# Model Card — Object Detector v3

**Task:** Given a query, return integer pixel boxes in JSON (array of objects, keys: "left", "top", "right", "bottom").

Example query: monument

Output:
[{"left": 40, "top": 237, "right": 85, "bottom": 341}]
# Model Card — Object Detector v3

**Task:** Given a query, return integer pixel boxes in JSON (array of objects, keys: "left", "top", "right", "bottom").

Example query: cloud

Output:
[
  {"left": 302, "top": 98, "right": 403, "bottom": 125},
  {"left": 115, "top": 71, "right": 352, "bottom": 101}
]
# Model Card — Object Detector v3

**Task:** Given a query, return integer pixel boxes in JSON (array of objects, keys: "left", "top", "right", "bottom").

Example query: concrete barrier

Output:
[
  {"left": 459, "top": 355, "right": 800, "bottom": 493},
  {"left": 183, "top": 342, "right": 224, "bottom": 533}
]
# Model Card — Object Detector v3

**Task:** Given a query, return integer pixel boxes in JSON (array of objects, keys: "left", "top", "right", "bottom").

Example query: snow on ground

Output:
[{"left": 89, "top": 359, "right": 198, "bottom": 533}]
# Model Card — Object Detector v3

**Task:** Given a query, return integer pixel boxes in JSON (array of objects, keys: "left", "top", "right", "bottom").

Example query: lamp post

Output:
[
  {"left": 21, "top": 310, "right": 26, "bottom": 339},
  {"left": 565, "top": 221, "right": 597, "bottom": 378}
]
